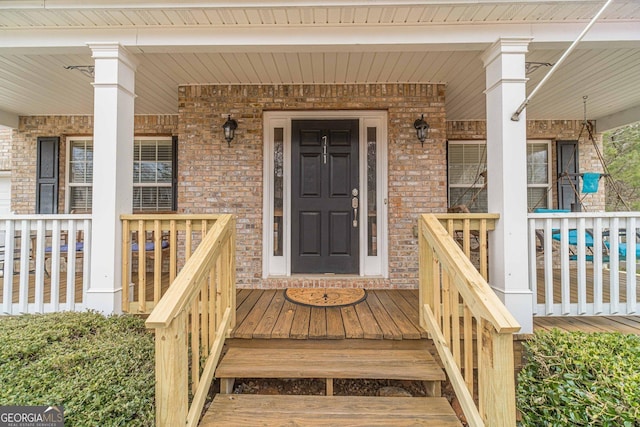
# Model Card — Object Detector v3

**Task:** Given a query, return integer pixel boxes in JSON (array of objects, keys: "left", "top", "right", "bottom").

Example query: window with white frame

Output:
[
  {"left": 133, "top": 138, "right": 174, "bottom": 211},
  {"left": 67, "top": 137, "right": 93, "bottom": 213},
  {"left": 66, "top": 136, "right": 175, "bottom": 213},
  {"left": 447, "top": 140, "right": 551, "bottom": 212}
]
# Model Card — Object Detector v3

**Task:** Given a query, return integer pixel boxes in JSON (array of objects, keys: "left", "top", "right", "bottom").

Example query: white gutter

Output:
[{"left": 511, "top": 0, "right": 614, "bottom": 121}]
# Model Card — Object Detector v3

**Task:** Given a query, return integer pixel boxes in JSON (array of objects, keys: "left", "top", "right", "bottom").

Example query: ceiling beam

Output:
[
  {"left": 0, "top": 109, "right": 19, "bottom": 128},
  {"left": 1, "top": 22, "right": 639, "bottom": 53},
  {"left": 596, "top": 104, "right": 640, "bottom": 132}
]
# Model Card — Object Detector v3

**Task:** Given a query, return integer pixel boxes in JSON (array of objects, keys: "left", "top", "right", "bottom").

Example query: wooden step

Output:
[
  {"left": 200, "top": 395, "right": 462, "bottom": 426},
  {"left": 216, "top": 347, "right": 445, "bottom": 395}
]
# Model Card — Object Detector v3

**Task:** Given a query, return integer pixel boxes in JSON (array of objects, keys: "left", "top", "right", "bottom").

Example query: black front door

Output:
[{"left": 291, "top": 119, "right": 359, "bottom": 274}]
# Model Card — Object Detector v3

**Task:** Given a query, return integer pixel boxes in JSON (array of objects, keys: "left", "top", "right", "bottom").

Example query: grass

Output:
[
  {"left": 517, "top": 329, "right": 640, "bottom": 427},
  {"left": 0, "top": 311, "right": 155, "bottom": 427}
]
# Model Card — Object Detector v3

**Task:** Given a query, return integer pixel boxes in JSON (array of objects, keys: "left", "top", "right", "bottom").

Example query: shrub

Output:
[
  {"left": 517, "top": 329, "right": 640, "bottom": 427},
  {"left": 0, "top": 312, "right": 155, "bottom": 426}
]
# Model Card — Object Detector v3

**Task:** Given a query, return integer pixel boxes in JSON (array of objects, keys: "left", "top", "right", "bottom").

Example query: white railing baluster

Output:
[
  {"left": 528, "top": 212, "right": 640, "bottom": 317},
  {"left": 50, "top": 220, "right": 61, "bottom": 312},
  {"left": 18, "top": 220, "right": 30, "bottom": 313},
  {"left": 0, "top": 214, "right": 92, "bottom": 315},
  {"left": 560, "top": 218, "right": 570, "bottom": 315},
  {"left": 593, "top": 217, "right": 603, "bottom": 314},
  {"left": 34, "top": 219, "right": 46, "bottom": 313},
  {"left": 626, "top": 217, "right": 636, "bottom": 314},
  {"left": 2, "top": 220, "right": 15, "bottom": 314},
  {"left": 544, "top": 218, "right": 554, "bottom": 315},
  {"left": 610, "top": 217, "right": 620, "bottom": 314},
  {"left": 576, "top": 217, "right": 587, "bottom": 315},
  {"left": 82, "top": 218, "right": 91, "bottom": 306},
  {"left": 528, "top": 219, "right": 538, "bottom": 315},
  {"left": 66, "top": 219, "right": 77, "bottom": 311}
]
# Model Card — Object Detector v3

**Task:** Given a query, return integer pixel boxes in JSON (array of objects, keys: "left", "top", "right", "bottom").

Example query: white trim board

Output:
[{"left": 262, "top": 110, "right": 388, "bottom": 278}]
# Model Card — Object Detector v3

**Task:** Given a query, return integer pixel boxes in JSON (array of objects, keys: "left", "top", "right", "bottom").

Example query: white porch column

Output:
[
  {"left": 86, "top": 43, "right": 137, "bottom": 314},
  {"left": 481, "top": 38, "right": 534, "bottom": 333}
]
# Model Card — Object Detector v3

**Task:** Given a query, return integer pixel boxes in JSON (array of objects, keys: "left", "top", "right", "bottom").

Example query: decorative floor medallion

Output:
[{"left": 284, "top": 288, "right": 367, "bottom": 308}]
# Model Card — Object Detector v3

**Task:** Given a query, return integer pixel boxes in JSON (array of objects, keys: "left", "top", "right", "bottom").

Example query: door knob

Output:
[{"left": 352, "top": 193, "right": 359, "bottom": 228}]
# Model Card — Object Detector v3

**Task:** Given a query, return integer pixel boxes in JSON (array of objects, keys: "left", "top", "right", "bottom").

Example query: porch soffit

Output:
[
  {"left": 1, "top": 1, "right": 639, "bottom": 28},
  {"left": 0, "top": 1, "right": 638, "bottom": 127}
]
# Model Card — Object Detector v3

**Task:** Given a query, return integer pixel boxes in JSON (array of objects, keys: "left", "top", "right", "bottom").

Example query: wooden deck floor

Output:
[
  {"left": 0, "top": 271, "right": 170, "bottom": 305},
  {"left": 232, "top": 289, "right": 429, "bottom": 340},
  {"left": 3, "top": 271, "right": 640, "bottom": 337},
  {"left": 232, "top": 289, "right": 640, "bottom": 339},
  {"left": 533, "top": 315, "right": 640, "bottom": 334},
  {"left": 0, "top": 270, "right": 85, "bottom": 304},
  {"left": 535, "top": 267, "right": 638, "bottom": 304}
]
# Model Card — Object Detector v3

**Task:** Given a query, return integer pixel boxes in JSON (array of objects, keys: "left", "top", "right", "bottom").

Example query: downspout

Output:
[{"left": 511, "top": 0, "right": 614, "bottom": 121}]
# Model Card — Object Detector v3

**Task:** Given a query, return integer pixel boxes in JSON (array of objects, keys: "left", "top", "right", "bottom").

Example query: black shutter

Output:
[
  {"left": 172, "top": 135, "right": 178, "bottom": 211},
  {"left": 36, "top": 136, "right": 59, "bottom": 214},
  {"left": 556, "top": 140, "right": 579, "bottom": 211}
]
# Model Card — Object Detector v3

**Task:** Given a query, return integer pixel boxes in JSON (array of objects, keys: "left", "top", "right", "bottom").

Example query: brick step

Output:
[
  {"left": 200, "top": 395, "right": 462, "bottom": 427},
  {"left": 215, "top": 347, "right": 445, "bottom": 395}
]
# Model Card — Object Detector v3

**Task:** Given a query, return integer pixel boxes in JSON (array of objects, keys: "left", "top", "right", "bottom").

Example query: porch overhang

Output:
[{"left": 0, "top": 1, "right": 638, "bottom": 126}]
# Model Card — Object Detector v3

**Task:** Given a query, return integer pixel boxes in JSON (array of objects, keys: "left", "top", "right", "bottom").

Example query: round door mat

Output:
[{"left": 284, "top": 288, "right": 367, "bottom": 308}]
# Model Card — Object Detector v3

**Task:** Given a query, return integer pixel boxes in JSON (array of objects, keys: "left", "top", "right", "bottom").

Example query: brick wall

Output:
[
  {"left": 0, "top": 127, "right": 11, "bottom": 171},
  {"left": 11, "top": 115, "right": 178, "bottom": 213},
  {"left": 178, "top": 84, "right": 447, "bottom": 289},
  {"left": 446, "top": 120, "right": 606, "bottom": 211},
  {"left": 11, "top": 104, "right": 603, "bottom": 291}
]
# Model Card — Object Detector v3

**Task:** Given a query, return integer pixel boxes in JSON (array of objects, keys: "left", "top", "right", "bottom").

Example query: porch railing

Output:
[
  {"left": 120, "top": 214, "right": 221, "bottom": 314},
  {"left": 435, "top": 213, "right": 499, "bottom": 280},
  {"left": 528, "top": 212, "right": 640, "bottom": 316},
  {"left": 419, "top": 213, "right": 520, "bottom": 427},
  {"left": 146, "top": 214, "right": 236, "bottom": 427},
  {"left": 1, "top": 215, "right": 92, "bottom": 315}
]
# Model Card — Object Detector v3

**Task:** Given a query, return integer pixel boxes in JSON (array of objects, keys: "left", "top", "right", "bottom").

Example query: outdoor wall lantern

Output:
[
  {"left": 413, "top": 114, "right": 430, "bottom": 147},
  {"left": 222, "top": 115, "right": 238, "bottom": 147}
]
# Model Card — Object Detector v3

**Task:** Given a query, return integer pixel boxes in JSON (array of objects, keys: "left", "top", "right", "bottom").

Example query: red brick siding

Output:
[
  {"left": 446, "top": 120, "right": 606, "bottom": 211},
  {"left": 0, "top": 127, "right": 11, "bottom": 171},
  {"left": 11, "top": 115, "right": 178, "bottom": 214},
  {"left": 177, "top": 84, "right": 448, "bottom": 289}
]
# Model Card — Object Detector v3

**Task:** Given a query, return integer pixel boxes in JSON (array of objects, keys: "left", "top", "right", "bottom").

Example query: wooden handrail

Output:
[
  {"left": 419, "top": 213, "right": 520, "bottom": 427},
  {"left": 146, "top": 214, "right": 236, "bottom": 427}
]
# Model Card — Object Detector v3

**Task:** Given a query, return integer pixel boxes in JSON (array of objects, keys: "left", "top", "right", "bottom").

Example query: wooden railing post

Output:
[
  {"left": 420, "top": 213, "right": 519, "bottom": 427},
  {"left": 418, "top": 217, "right": 433, "bottom": 331},
  {"left": 478, "top": 320, "right": 517, "bottom": 426},
  {"left": 154, "top": 313, "right": 189, "bottom": 426},
  {"left": 228, "top": 217, "right": 237, "bottom": 334},
  {"left": 146, "top": 214, "right": 236, "bottom": 427}
]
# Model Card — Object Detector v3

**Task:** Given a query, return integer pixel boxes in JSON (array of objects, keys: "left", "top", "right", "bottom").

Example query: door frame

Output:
[{"left": 263, "top": 110, "right": 388, "bottom": 278}]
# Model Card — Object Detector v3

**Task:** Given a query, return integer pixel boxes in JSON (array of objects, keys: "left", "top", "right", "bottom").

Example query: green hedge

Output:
[
  {"left": 0, "top": 312, "right": 155, "bottom": 426},
  {"left": 517, "top": 329, "right": 640, "bottom": 427}
]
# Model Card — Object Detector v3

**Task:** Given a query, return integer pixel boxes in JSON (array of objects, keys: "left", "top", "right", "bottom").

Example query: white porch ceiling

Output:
[{"left": 0, "top": 1, "right": 639, "bottom": 128}]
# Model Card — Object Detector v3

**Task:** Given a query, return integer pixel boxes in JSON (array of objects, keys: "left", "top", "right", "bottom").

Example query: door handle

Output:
[{"left": 352, "top": 196, "right": 359, "bottom": 228}]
